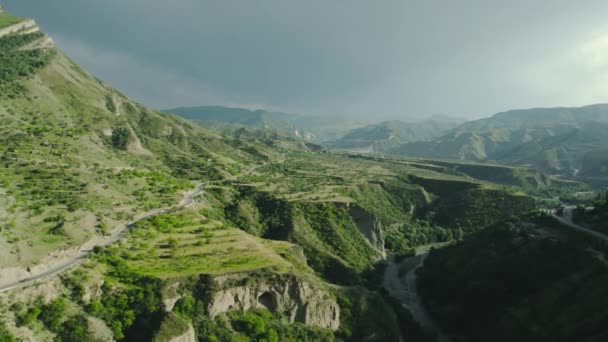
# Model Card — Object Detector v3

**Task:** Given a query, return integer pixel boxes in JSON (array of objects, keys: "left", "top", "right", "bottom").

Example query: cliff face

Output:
[
  {"left": 207, "top": 274, "right": 340, "bottom": 330},
  {"left": 348, "top": 204, "right": 386, "bottom": 259}
]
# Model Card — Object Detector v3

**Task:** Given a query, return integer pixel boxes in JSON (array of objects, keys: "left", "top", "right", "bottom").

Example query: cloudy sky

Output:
[{"left": 4, "top": 0, "right": 608, "bottom": 119}]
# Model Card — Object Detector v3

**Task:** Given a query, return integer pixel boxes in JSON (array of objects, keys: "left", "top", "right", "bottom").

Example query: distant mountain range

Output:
[
  {"left": 389, "top": 104, "right": 608, "bottom": 178},
  {"left": 323, "top": 119, "right": 462, "bottom": 152},
  {"left": 167, "top": 104, "right": 608, "bottom": 179},
  {"left": 165, "top": 106, "right": 365, "bottom": 143}
]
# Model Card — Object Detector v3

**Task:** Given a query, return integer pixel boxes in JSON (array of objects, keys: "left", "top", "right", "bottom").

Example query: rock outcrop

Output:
[
  {"left": 167, "top": 324, "right": 195, "bottom": 342},
  {"left": 153, "top": 313, "right": 196, "bottom": 342},
  {"left": 0, "top": 19, "right": 38, "bottom": 38},
  {"left": 207, "top": 274, "right": 340, "bottom": 330},
  {"left": 162, "top": 282, "right": 182, "bottom": 312},
  {"left": 348, "top": 204, "right": 386, "bottom": 259}
]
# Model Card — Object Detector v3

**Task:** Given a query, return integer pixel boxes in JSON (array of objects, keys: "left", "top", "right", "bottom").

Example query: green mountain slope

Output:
[
  {"left": 0, "top": 22, "right": 278, "bottom": 273},
  {"left": 0, "top": 9, "right": 23, "bottom": 29},
  {"left": 325, "top": 119, "right": 461, "bottom": 152},
  {"left": 390, "top": 105, "right": 608, "bottom": 177}
]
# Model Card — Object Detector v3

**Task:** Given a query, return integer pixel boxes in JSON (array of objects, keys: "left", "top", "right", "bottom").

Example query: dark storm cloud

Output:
[{"left": 4, "top": 0, "right": 608, "bottom": 118}]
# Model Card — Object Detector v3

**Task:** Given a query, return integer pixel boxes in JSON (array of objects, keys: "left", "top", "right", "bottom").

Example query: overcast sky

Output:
[{"left": 5, "top": 0, "right": 608, "bottom": 119}]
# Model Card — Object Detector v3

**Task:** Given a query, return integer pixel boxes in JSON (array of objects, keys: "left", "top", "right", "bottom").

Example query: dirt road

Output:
[{"left": 0, "top": 183, "right": 204, "bottom": 293}]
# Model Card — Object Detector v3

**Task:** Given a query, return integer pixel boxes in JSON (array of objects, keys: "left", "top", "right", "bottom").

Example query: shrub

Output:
[
  {"left": 16, "top": 307, "right": 41, "bottom": 327},
  {"left": 58, "top": 315, "right": 91, "bottom": 342},
  {"left": 39, "top": 297, "right": 67, "bottom": 332},
  {"left": 0, "top": 32, "right": 55, "bottom": 97}
]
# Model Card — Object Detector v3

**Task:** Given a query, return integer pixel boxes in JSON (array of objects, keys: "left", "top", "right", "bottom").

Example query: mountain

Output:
[
  {"left": 389, "top": 104, "right": 608, "bottom": 177},
  {"left": 324, "top": 118, "right": 462, "bottom": 152},
  {"left": 0, "top": 10, "right": 527, "bottom": 341},
  {"left": 1, "top": 7, "right": 595, "bottom": 342},
  {"left": 166, "top": 106, "right": 366, "bottom": 143},
  {"left": 166, "top": 106, "right": 316, "bottom": 139},
  {"left": 0, "top": 10, "right": 289, "bottom": 276},
  {"left": 0, "top": 11, "right": 367, "bottom": 341}
]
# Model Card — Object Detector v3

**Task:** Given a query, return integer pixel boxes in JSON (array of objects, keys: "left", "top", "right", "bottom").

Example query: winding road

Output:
[
  {"left": 0, "top": 160, "right": 274, "bottom": 294},
  {"left": 0, "top": 182, "right": 205, "bottom": 293}
]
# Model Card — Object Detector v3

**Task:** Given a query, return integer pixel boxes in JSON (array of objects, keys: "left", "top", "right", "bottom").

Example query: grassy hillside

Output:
[
  {"left": 207, "top": 151, "right": 536, "bottom": 285},
  {"left": 0, "top": 25, "right": 278, "bottom": 272},
  {"left": 0, "top": 10, "right": 23, "bottom": 29}
]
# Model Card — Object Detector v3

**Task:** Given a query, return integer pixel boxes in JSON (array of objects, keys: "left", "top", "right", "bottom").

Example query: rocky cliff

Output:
[
  {"left": 347, "top": 203, "right": 386, "bottom": 259},
  {"left": 207, "top": 273, "right": 340, "bottom": 330}
]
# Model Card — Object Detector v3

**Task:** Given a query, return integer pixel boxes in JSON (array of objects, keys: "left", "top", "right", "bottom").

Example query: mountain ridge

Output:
[
  {"left": 166, "top": 105, "right": 369, "bottom": 143},
  {"left": 389, "top": 104, "right": 608, "bottom": 178},
  {"left": 324, "top": 118, "right": 462, "bottom": 152}
]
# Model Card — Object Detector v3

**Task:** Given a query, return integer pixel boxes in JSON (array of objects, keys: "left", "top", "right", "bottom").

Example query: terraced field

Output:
[{"left": 122, "top": 211, "right": 298, "bottom": 278}]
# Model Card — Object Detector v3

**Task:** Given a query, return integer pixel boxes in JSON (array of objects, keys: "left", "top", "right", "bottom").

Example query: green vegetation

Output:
[
  {"left": 105, "top": 93, "right": 116, "bottom": 113},
  {"left": 344, "top": 182, "right": 411, "bottom": 224},
  {"left": 39, "top": 297, "right": 67, "bottom": 332},
  {"left": 572, "top": 192, "right": 608, "bottom": 234},
  {"left": 214, "top": 186, "right": 381, "bottom": 284},
  {"left": 224, "top": 187, "right": 294, "bottom": 238},
  {"left": 0, "top": 322, "right": 14, "bottom": 342},
  {"left": 0, "top": 11, "right": 22, "bottom": 29},
  {"left": 0, "top": 32, "right": 54, "bottom": 97},
  {"left": 174, "top": 308, "right": 335, "bottom": 342},
  {"left": 56, "top": 315, "right": 91, "bottom": 342},
  {"left": 153, "top": 313, "right": 191, "bottom": 342},
  {"left": 228, "top": 309, "right": 334, "bottom": 342},
  {"left": 418, "top": 216, "right": 608, "bottom": 342},
  {"left": 0, "top": 11, "right": 574, "bottom": 342},
  {"left": 89, "top": 247, "right": 164, "bottom": 340},
  {"left": 299, "top": 202, "right": 378, "bottom": 273},
  {"left": 12, "top": 297, "right": 93, "bottom": 341},
  {"left": 111, "top": 210, "right": 293, "bottom": 278},
  {"left": 15, "top": 305, "right": 41, "bottom": 327},
  {"left": 335, "top": 288, "right": 402, "bottom": 341}
]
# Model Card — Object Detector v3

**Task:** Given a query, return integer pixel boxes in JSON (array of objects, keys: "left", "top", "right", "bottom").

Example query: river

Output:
[{"left": 383, "top": 248, "right": 452, "bottom": 342}]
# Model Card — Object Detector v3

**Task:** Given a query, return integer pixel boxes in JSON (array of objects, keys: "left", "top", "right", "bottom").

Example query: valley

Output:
[{"left": 0, "top": 5, "right": 607, "bottom": 342}]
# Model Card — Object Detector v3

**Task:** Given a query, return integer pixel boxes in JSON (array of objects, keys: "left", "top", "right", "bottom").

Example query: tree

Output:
[
  {"left": 0, "top": 322, "right": 14, "bottom": 342},
  {"left": 59, "top": 315, "right": 90, "bottom": 342},
  {"left": 39, "top": 298, "right": 67, "bottom": 332}
]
